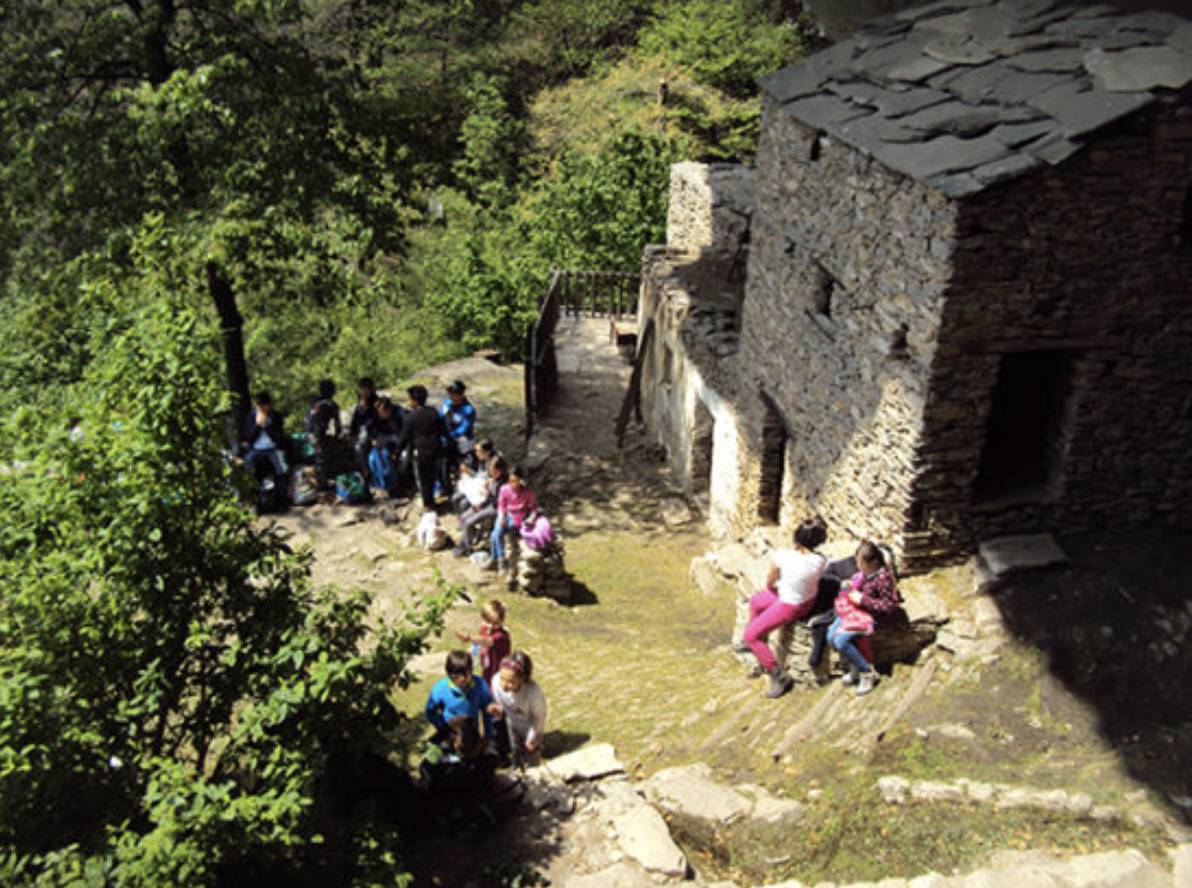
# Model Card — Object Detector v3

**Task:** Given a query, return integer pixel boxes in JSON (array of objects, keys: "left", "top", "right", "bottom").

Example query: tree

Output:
[
  {"left": 0, "top": 224, "right": 449, "bottom": 884},
  {"left": 0, "top": 0, "right": 404, "bottom": 426},
  {"left": 638, "top": 0, "right": 809, "bottom": 97}
]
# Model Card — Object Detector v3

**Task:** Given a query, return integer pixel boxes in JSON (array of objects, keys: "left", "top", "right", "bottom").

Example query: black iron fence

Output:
[{"left": 524, "top": 268, "right": 640, "bottom": 438}]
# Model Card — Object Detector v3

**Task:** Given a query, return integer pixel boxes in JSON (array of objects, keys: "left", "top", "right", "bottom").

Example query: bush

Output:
[{"left": 0, "top": 228, "right": 448, "bottom": 886}]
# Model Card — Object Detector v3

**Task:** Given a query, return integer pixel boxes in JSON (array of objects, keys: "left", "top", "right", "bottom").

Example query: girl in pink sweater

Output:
[{"left": 489, "top": 465, "right": 538, "bottom": 575}]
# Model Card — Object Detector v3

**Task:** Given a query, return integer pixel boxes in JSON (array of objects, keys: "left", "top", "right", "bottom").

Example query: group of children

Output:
[
  {"left": 423, "top": 598, "right": 549, "bottom": 796},
  {"left": 739, "top": 519, "right": 901, "bottom": 699}
]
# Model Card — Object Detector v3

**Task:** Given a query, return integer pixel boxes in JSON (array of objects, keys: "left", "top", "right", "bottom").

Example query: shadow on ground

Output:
[{"left": 989, "top": 530, "right": 1192, "bottom": 821}]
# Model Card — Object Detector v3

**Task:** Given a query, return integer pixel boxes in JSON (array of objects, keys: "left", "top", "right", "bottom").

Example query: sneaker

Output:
[
  {"left": 841, "top": 665, "right": 858, "bottom": 686},
  {"left": 483, "top": 558, "right": 498, "bottom": 572},
  {"left": 765, "top": 669, "right": 794, "bottom": 699},
  {"left": 452, "top": 545, "right": 471, "bottom": 558},
  {"left": 855, "top": 671, "right": 878, "bottom": 697},
  {"left": 746, "top": 665, "right": 764, "bottom": 680},
  {"left": 731, "top": 641, "right": 752, "bottom": 655}
]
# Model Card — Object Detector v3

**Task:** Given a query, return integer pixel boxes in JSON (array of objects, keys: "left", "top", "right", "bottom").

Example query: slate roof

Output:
[{"left": 759, "top": 0, "right": 1192, "bottom": 197}]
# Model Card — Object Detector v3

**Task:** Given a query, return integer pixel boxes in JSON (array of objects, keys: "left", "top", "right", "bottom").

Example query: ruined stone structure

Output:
[{"left": 638, "top": 1, "right": 1192, "bottom": 570}]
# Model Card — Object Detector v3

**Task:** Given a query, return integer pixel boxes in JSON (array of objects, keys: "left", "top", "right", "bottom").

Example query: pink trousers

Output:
[{"left": 744, "top": 587, "right": 814, "bottom": 672}]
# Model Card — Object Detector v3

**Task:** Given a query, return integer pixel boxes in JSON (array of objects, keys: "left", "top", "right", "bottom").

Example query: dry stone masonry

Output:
[{"left": 637, "top": 1, "right": 1192, "bottom": 571}]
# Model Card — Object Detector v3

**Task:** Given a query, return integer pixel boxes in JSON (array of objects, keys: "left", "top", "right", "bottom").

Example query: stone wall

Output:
[
  {"left": 665, "top": 161, "right": 754, "bottom": 255},
  {"left": 907, "top": 98, "right": 1192, "bottom": 564},
  {"left": 731, "top": 95, "right": 956, "bottom": 562},
  {"left": 638, "top": 163, "right": 753, "bottom": 529}
]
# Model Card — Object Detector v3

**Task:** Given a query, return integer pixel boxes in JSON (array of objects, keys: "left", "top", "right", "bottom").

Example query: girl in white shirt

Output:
[
  {"left": 737, "top": 519, "right": 827, "bottom": 699},
  {"left": 488, "top": 651, "right": 548, "bottom": 769}
]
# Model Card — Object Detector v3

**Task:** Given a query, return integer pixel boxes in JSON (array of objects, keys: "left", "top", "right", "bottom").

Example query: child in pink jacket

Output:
[{"left": 827, "top": 541, "right": 900, "bottom": 696}]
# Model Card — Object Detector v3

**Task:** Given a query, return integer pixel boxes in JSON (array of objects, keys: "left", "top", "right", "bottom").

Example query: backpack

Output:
[
  {"left": 335, "top": 471, "right": 369, "bottom": 505},
  {"left": 256, "top": 475, "right": 289, "bottom": 514},
  {"left": 367, "top": 446, "right": 401, "bottom": 495},
  {"left": 290, "top": 466, "right": 320, "bottom": 506}
]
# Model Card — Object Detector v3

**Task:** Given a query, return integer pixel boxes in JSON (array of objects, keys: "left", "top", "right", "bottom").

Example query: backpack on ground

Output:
[
  {"left": 290, "top": 466, "right": 320, "bottom": 506},
  {"left": 367, "top": 446, "right": 401, "bottom": 495},
  {"left": 256, "top": 475, "right": 289, "bottom": 514},
  {"left": 335, "top": 471, "right": 369, "bottom": 505}
]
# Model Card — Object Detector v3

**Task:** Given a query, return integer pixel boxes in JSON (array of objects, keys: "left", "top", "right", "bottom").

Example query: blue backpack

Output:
[{"left": 368, "top": 446, "right": 401, "bottom": 495}]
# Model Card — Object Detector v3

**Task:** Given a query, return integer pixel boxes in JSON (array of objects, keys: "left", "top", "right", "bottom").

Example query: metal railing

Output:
[{"left": 525, "top": 267, "right": 640, "bottom": 438}]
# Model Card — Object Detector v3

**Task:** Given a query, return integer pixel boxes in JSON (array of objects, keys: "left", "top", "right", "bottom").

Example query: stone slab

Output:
[
  {"left": 898, "top": 100, "right": 1006, "bottom": 137},
  {"left": 890, "top": 55, "right": 954, "bottom": 84},
  {"left": 564, "top": 862, "right": 659, "bottom": 888},
  {"left": 643, "top": 763, "right": 754, "bottom": 825},
  {"left": 880, "top": 133, "right": 1010, "bottom": 181},
  {"left": 785, "top": 94, "right": 871, "bottom": 131},
  {"left": 1007, "top": 48, "right": 1086, "bottom": 74},
  {"left": 977, "top": 534, "right": 1068, "bottom": 578},
  {"left": 1028, "top": 80, "right": 1152, "bottom": 139},
  {"left": 1173, "top": 843, "right": 1192, "bottom": 888},
  {"left": 1085, "top": 45, "right": 1192, "bottom": 92},
  {"left": 545, "top": 743, "right": 625, "bottom": 782},
  {"left": 612, "top": 804, "right": 688, "bottom": 877}
]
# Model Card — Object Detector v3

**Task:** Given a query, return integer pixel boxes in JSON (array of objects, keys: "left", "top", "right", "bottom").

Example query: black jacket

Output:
[
  {"left": 240, "top": 409, "right": 287, "bottom": 452},
  {"left": 394, "top": 406, "right": 441, "bottom": 457}
]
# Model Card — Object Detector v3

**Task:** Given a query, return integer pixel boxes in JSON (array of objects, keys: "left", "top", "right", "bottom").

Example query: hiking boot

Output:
[
  {"left": 452, "top": 545, "right": 471, "bottom": 558},
  {"left": 855, "top": 671, "right": 878, "bottom": 697},
  {"left": 731, "top": 641, "right": 752, "bottom": 655},
  {"left": 765, "top": 668, "right": 793, "bottom": 699},
  {"left": 841, "top": 665, "right": 859, "bottom": 686}
]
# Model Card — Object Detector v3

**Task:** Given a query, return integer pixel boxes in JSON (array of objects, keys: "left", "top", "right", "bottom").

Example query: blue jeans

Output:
[
  {"left": 827, "top": 617, "right": 872, "bottom": 673},
  {"left": 490, "top": 514, "right": 516, "bottom": 561}
]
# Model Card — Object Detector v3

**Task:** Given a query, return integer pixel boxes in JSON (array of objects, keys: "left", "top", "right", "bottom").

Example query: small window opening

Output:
[
  {"left": 813, "top": 263, "right": 838, "bottom": 319},
  {"left": 691, "top": 398, "right": 714, "bottom": 507},
  {"left": 809, "top": 135, "right": 823, "bottom": 162},
  {"left": 758, "top": 394, "right": 788, "bottom": 524},
  {"left": 972, "top": 350, "right": 1073, "bottom": 505}
]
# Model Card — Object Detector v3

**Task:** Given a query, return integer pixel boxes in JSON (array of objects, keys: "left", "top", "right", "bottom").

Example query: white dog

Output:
[{"left": 416, "top": 511, "right": 450, "bottom": 551}]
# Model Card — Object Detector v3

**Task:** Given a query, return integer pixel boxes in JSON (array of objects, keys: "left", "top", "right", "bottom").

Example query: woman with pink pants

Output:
[{"left": 738, "top": 519, "right": 827, "bottom": 698}]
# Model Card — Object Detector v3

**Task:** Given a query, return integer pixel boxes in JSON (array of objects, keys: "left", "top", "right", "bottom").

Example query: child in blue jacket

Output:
[{"left": 424, "top": 650, "right": 495, "bottom": 742}]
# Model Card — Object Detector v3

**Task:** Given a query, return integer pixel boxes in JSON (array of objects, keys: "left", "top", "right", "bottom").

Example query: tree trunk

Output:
[{"left": 206, "top": 263, "right": 251, "bottom": 439}]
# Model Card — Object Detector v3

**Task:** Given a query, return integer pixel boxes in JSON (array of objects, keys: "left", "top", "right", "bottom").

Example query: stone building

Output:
[{"left": 637, "top": 0, "right": 1192, "bottom": 570}]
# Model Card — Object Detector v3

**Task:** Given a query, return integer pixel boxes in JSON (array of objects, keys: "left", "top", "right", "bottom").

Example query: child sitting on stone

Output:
[{"left": 827, "top": 541, "right": 900, "bottom": 696}]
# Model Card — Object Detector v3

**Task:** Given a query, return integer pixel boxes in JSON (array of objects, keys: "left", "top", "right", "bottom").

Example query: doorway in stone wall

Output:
[
  {"left": 758, "top": 394, "right": 788, "bottom": 524},
  {"left": 973, "top": 349, "right": 1074, "bottom": 505},
  {"left": 690, "top": 398, "right": 713, "bottom": 513}
]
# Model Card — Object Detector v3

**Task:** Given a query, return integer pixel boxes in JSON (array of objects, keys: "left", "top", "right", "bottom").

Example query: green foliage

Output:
[
  {"left": 529, "top": 129, "right": 680, "bottom": 270},
  {"left": 504, "top": 0, "right": 656, "bottom": 80},
  {"left": 638, "top": 0, "right": 809, "bottom": 96},
  {"left": 416, "top": 129, "right": 680, "bottom": 357},
  {"left": 0, "top": 227, "right": 449, "bottom": 884}
]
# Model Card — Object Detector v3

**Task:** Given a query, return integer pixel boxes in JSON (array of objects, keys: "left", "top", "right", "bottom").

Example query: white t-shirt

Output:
[
  {"left": 772, "top": 549, "right": 826, "bottom": 606},
  {"left": 490, "top": 677, "right": 548, "bottom": 745}
]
